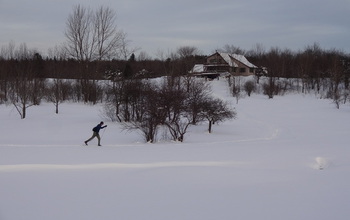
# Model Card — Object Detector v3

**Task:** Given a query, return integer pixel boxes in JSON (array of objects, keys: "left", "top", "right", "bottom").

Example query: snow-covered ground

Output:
[{"left": 1, "top": 78, "right": 350, "bottom": 220}]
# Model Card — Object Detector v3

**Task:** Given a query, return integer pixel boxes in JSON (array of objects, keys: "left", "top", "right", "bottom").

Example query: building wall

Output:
[
  {"left": 231, "top": 60, "right": 255, "bottom": 76},
  {"left": 206, "top": 53, "right": 255, "bottom": 76}
]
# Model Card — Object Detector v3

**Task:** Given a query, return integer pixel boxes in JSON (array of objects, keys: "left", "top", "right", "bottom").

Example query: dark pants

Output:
[{"left": 85, "top": 132, "right": 101, "bottom": 145}]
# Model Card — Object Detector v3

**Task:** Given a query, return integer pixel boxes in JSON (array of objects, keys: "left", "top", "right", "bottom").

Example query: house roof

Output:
[
  {"left": 218, "top": 52, "right": 257, "bottom": 68},
  {"left": 190, "top": 52, "right": 257, "bottom": 74},
  {"left": 218, "top": 52, "right": 237, "bottom": 67}
]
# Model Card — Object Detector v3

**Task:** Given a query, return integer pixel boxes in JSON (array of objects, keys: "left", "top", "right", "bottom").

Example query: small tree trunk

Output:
[
  {"left": 22, "top": 105, "right": 26, "bottom": 119},
  {"left": 55, "top": 102, "right": 59, "bottom": 114}
]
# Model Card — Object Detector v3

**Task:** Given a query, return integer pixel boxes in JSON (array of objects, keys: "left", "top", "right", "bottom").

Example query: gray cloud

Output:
[{"left": 1, "top": 0, "right": 349, "bottom": 56}]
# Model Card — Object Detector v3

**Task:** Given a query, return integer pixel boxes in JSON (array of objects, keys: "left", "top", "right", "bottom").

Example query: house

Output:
[{"left": 191, "top": 52, "right": 257, "bottom": 78}]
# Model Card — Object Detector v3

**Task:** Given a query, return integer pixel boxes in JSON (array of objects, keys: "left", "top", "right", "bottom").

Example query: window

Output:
[{"left": 240, "top": 68, "right": 246, "bottom": 73}]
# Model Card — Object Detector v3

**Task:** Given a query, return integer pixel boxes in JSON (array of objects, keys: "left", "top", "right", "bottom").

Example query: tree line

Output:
[
  {"left": 1, "top": 4, "right": 350, "bottom": 141},
  {"left": 220, "top": 43, "right": 350, "bottom": 107},
  {"left": 0, "top": 42, "right": 234, "bottom": 143},
  {"left": 1, "top": 41, "right": 350, "bottom": 117},
  {"left": 0, "top": 43, "right": 236, "bottom": 142}
]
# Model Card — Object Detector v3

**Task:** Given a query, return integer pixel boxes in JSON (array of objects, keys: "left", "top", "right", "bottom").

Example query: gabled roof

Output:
[
  {"left": 218, "top": 52, "right": 237, "bottom": 67},
  {"left": 217, "top": 52, "right": 257, "bottom": 68},
  {"left": 190, "top": 52, "right": 257, "bottom": 74}
]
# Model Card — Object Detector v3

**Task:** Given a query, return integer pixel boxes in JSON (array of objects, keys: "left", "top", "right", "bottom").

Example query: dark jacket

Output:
[{"left": 92, "top": 124, "right": 106, "bottom": 133}]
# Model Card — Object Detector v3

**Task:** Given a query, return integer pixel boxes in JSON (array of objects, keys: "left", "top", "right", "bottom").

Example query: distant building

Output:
[{"left": 190, "top": 52, "right": 257, "bottom": 78}]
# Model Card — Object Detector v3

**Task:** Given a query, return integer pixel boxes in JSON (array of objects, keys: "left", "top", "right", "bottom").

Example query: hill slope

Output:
[{"left": 1, "top": 78, "right": 350, "bottom": 220}]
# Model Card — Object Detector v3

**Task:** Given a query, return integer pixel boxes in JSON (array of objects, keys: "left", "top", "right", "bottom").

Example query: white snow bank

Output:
[{"left": 1, "top": 78, "right": 350, "bottom": 220}]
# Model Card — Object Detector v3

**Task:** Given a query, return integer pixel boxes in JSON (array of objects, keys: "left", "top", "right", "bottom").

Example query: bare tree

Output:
[
  {"left": 0, "top": 43, "right": 16, "bottom": 102},
  {"left": 118, "top": 33, "right": 140, "bottom": 60},
  {"left": 200, "top": 97, "right": 236, "bottom": 133},
  {"left": 94, "top": 6, "right": 126, "bottom": 60},
  {"left": 159, "top": 77, "right": 191, "bottom": 142},
  {"left": 247, "top": 43, "right": 266, "bottom": 58},
  {"left": 185, "top": 78, "right": 212, "bottom": 124},
  {"left": 244, "top": 80, "right": 256, "bottom": 97},
  {"left": 47, "top": 44, "right": 68, "bottom": 60},
  {"left": 231, "top": 76, "right": 243, "bottom": 103},
  {"left": 8, "top": 43, "right": 44, "bottom": 119},
  {"left": 0, "top": 41, "right": 16, "bottom": 59},
  {"left": 177, "top": 46, "right": 200, "bottom": 59},
  {"left": 121, "top": 82, "right": 162, "bottom": 143},
  {"left": 64, "top": 5, "right": 91, "bottom": 61},
  {"left": 9, "top": 78, "right": 35, "bottom": 119},
  {"left": 263, "top": 77, "right": 277, "bottom": 99},
  {"left": 165, "top": 118, "right": 191, "bottom": 142},
  {"left": 46, "top": 79, "right": 72, "bottom": 114},
  {"left": 103, "top": 79, "right": 124, "bottom": 122},
  {"left": 328, "top": 50, "right": 346, "bottom": 109},
  {"left": 220, "top": 44, "right": 246, "bottom": 55},
  {"left": 64, "top": 4, "right": 125, "bottom": 61},
  {"left": 137, "top": 51, "right": 152, "bottom": 61},
  {"left": 175, "top": 46, "right": 202, "bottom": 75},
  {"left": 106, "top": 76, "right": 237, "bottom": 142},
  {"left": 64, "top": 5, "right": 127, "bottom": 104}
]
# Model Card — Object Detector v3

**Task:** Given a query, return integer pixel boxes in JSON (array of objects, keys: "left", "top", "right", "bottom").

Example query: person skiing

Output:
[{"left": 84, "top": 121, "right": 107, "bottom": 146}]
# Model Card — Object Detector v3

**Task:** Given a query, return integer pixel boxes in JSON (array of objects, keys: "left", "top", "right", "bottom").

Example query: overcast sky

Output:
[{"left": 1, "top": 0, "right": 349, "bottom": 57}]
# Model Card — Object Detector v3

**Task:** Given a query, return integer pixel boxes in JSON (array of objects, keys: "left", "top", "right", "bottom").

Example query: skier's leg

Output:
[
  {"left": 97, "top": 133, "right": 101, "bottom": 146},
  {"left": 85, "top": 132, "right": 97, "bottom": 144}
]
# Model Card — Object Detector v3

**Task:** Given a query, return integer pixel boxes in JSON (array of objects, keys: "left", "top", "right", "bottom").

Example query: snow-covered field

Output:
[{"left": 1, "top": 78, "right": 350, "bottom": 220}]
